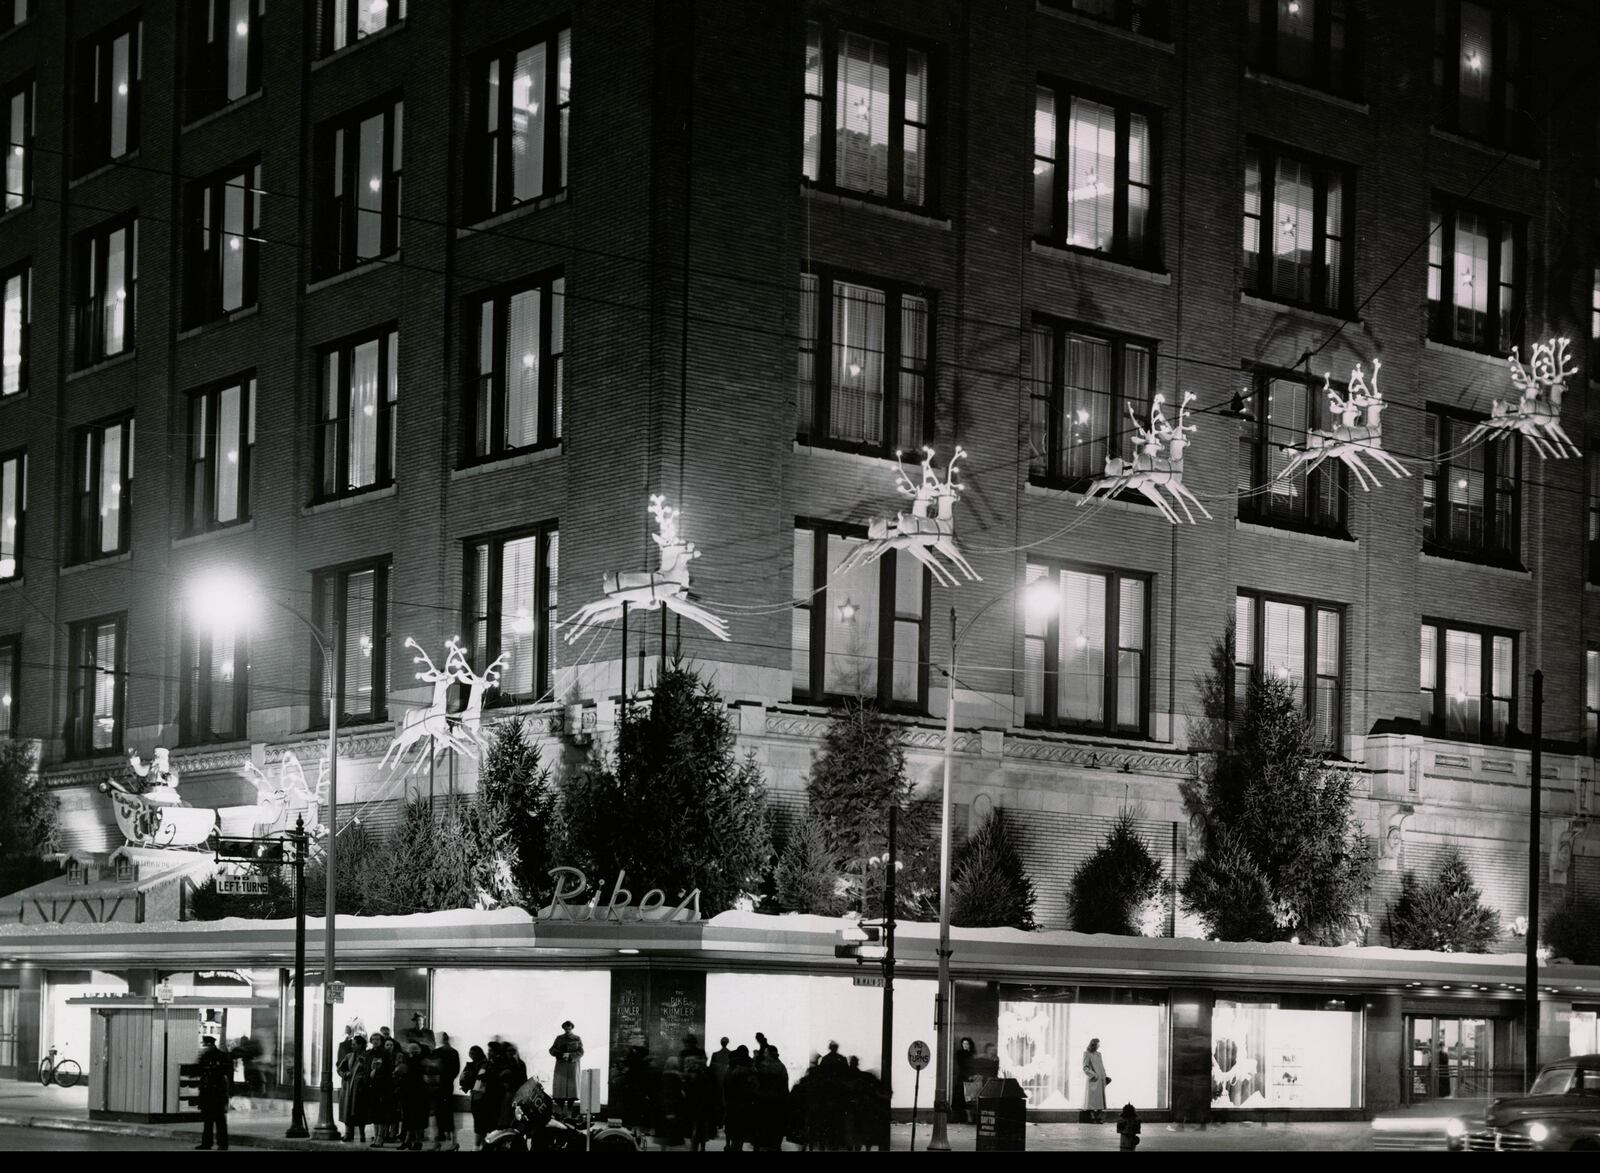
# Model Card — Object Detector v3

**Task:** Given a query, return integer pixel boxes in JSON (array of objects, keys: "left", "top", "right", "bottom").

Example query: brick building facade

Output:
[{"left": 2, "top": 0, "right": 1599, "bottom": 939}]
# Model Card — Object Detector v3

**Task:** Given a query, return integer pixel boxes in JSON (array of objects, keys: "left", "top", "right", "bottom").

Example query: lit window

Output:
[
  {"left": 315, "top": 97, "right": 402, "bottom": 277},
  {"left": 73, "top": 15, "right": 140, "bottom": 174},
  {"left": 1247, "top": 0, "right": 1357, "bottom": 97},
  {"left": 3, "top": 75, "right": 33, "bottom": 210},
  {"left": 1420, "top": 621, "right": 1515, "bottom": 743},
  {"left": 470, "top": 273, "right": 564, "bottom": 461},
  {"left": 1236, "top": 370, "right": 1344, "bottom": 532},
  {"left": 324, "top": 0, "right": 405, "bottom": 55},
  {"left": 1422, "top": 410, "right": 1518, "bottom": 564},
  {"left": 74, "top": 215, "right": 137, "bottom": 366},
  {"left": 1034, "top": 85, "right": 1158, "bottom": 267},
  {"left": 1235, "top": 592, "right": 1343, "bottom": 750},
  {"left": 466, "top": 526, "right": 559, "bottom": 703},
  {"left": 803, "top": 21, "right": 934, "bottom": 211},
  {"left": 68, "top": 614, "right": 125, "bottom": 756},
  {"left": 0, "top": 634, "right": 17, "bottom": 737},
  {"left": 471, "top": 26, "right": 570, "bottom": 220},
  {"left": 1028, "top": 321, "right": 1153, "bottom": 485},
  {"left": 187, "top": 376, "right": 254, "bottom": 533},
  {"left": 1587, "top": 649, "right": 1599, "bottom": 756},
  {"left": 182, "top": 598, "right": 247, "bottom": 744},
  {"left": 72, "top": 416, "right": 133, "bottom": 563},
  {"left": 792, "top": 526, "right": 926, "bottom": 708},
  {"left": 1428, "top": 196, "right": 1520, "bottom": 354},
  {"left": 0, "top": 2, "right": 31, "bottom": 35},
  {"left": 185, "top": 161, "right": 260, "bottom": 325},
  {"left": 313, "top": 562, "right": 390, "bottom": 725},
  {"left": 1025, "top": 564, "right": 1147, "bottom": 735},
  {"left": 1433, "top": 0, "right": 1529, "bottom": 149},
  {"left": 318, "top": 327, "right": 398, "bottom": 499},
  {"left": 798, "top": 273, "right": 930, "bottom": 456},
  {"left": 186, "top": 0, "right": 263, "bottom": 120},
  {"left": 1243, "top": 145, "right": 1351, "bottom": 312},
  {"left": 0, "top": 448, "right": 21, "bottom": 581},
  {"left": 2, "top": 259, "right": 27, "bottom": 396}
]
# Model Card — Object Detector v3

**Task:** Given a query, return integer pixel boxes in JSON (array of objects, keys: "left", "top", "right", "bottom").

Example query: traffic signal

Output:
[
  {"left": 215, "top": 837, "right": 286, "bottom": 863},
  {"left": 834, "top": 922, "right": 882, "bottom": 961}
]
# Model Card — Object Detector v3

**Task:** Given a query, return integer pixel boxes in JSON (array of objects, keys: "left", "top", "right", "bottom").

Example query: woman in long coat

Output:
[
  {"left": 398, "top": 1044, "right": 431, "bottom": 1150},
  {"left": 460, "top": 1045, "right": 495, "bottom": 1147},
  {"left": 1082, "top": 1037, "right": 1109, "bottom": 1123},
  {"left": 340, "top": 1036, "right": 370, "bottom": 1143},
  {"left": 365, "top": 1050, "right": 395, "bottom": 1147}
]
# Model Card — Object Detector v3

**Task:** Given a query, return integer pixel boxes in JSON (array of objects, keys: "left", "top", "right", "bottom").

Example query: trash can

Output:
[{"left": 975, "top": 1077, "right": 1027, "bottom": 1152}]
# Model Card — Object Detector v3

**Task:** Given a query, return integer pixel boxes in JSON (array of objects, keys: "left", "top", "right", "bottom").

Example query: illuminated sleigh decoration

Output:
[
  {"left": 99, "top": 749, "right": 218, "bottom": 849},
  {"left": 1275, "top": 360, "right": 1411, "bottom": 491},
  {"left": 1080, "top": 392, "right": 1212, "bottom": 524},
  {"left": 836, "top": 446, "right": 981, "bottom": 588},
  {"left": 1461, "top": 337, "right": 1581, "bottom": 460},
  {"left": 561, "top": 495, "right": 730, "bottom": 644}
]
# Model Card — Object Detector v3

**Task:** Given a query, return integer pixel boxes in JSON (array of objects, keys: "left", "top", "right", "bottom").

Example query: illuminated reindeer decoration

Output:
[
  {"left": 1079, "top": 392, "right": 1212, "bottom": 525},
  {"left": 1461, "top": 337, "right": 1581, "bottom": 460},
  {"left": 561, "top": 495, "right": 730, "bottom": 643},
  {"left": 836, "top": 446, "right": 981, "bottom": 588},
  {"left": 1274, "top": 360, "right": 1411, "bottom": 491},
  {"left": 441, "top": 638, "right": 507, "bottom": 760},
  {"left": 239, "top": 751, "right": 325, "bottom": 839},
  {"left": 378, "top": 638, "right": 467, "bottom": 777}
]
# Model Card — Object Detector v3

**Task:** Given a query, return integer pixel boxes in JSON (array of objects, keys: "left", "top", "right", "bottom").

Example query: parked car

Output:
[{"left": 1447, "top": 1054, "right": 1600, "bottom": 1152}]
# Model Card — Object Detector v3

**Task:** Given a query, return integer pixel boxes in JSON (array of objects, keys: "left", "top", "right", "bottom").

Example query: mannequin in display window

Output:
[{"left": 1082, "top": 1038, "right": 1109, "bottom": 1123}]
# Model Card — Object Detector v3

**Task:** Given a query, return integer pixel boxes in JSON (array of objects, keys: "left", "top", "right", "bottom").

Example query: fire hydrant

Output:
[{"left": 1116, "top": 1104, "right": 1142, "bottom": 1151}]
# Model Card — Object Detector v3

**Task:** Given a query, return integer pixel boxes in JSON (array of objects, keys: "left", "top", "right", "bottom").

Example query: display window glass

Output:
[
  {"left": 302, "top": 979, "right": 394, "bottom": 1086},
  {"left": 1568, "top": 1008, "right": 1599, "bottom": 1058},
  {"left": 45, "top": 970, "right": 128, "bottom": 1069},
  {"left": 432, "top": 968, "right": 612, "bottom": 1104},
  {"left": 704, "top": 972, "right": 936, "bottom": 1108},
  {"left": 996, "top": 991, "right": 1169, "bottom": 1110},
  {"left": 1212, "top": 998, "right": 1361, "bottom": 1108}
]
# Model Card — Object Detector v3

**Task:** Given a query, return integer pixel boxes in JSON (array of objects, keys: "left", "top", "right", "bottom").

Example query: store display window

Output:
[
  {"left": 995, "top": 986, "right": 1170, "bottom": 1110},
  {"left": 1212, "top": 996, "right": 1362, "bottom": 1108}
]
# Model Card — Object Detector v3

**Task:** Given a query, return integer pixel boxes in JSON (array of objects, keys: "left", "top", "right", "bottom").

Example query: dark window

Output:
[
  {"left": 1588, "top": 453, "right": 1600, "bottom": 585},
  {"left": 1428, "top": 196, "right": 1521, "bottom": 354},
  {"left": 4, "top": 74, "right": 33, "bottom": 210},
  {"left": 803, "top": 20, "right": 935, "bottom": 212},
  {"left": 1247, "top": 0, "right": 1359, "bottom": 98},
  {"left": 792, "top": 524, "right": 928, "bottom": 709},
  {"left": 2, "top": 259, "right": 28, "bottom": 395},
  {"left": 1024, "top": 562, "right": 1148, "bottom": 735},
  {"left": 312, "top": 561, "right": 389, "bottom": 725},
  {"left": 1243, "top": 145, "right": 1353, "bottom": 313},
  {"left": 1, "top": 447, "right": 25, "bottom": 581},
  {"left": 1587, "top": 648, "right": 1599, "bottom": 756},
  {"left": 67, "top": 614, "right": 125, "bottom": 756},
  {"left": 184, "top": 0, "right": 263, "bottom": 121},
  {"left": 186, "top": 375, "right": 253, "bottom": 533},
  {"left": 1235, "top": 591, "right": 1343, "bottom": 751},
  {"left": 0, "top": 634, "right": 16, "bottom": 737},
  {"left": 1423, "top": 409, "right": 1519, "bottom": 564},
  {"left": 797, "top": 272, "right": 931, "bottom": 456},
  {"left": 72, "top": 415, "right": 133, "bottom": 563},
  {"left": 1027, "top": 321, "right": 1154, "bottom": 486},
  {"left": 317, "top": 326, "right": 397, "bottom": 500},
  {"left": 1047, "top": 0, "right": 1168, "bottom": 38},
  {"left": 180, "top": 599, "right": 247, "bottom": 743},
  {"left": 1, "top": 2, "right": 31, "bottom": 34},
  {"left": 469, "top": 25, "right": 570, "bottom": 221},
  {"left": 73, "top": 13, "right": 141, "bottom": 175},
  {"left": 465, "top": 525, "right": 558, "bottom": 704},
  {"left": 321, "top": 0, "right": 405, "bottom": 56},
  {"left": 184, "top": 161, "right": 260, "bottom": 326},
  {"left": 1236, "top": 369, "right": 1345, "bottom": 532},
  {"left": 314, "top": 96, "right": 402, "bottom": 278},
  {"left": 469, "top": 274, "right": 563, "bottom": 462},
  {"left": 1033, "top": 83, "right": 1160, "bottom": 267},
  {"left": 1433, "top": 0, "right": 1530, "bottom": 150},
  {"left": 73, "top": 214, "right": 137, "bottom": 367},
  {"left": 1420, "top": 620, "right": 1515, "bottom": 743}
]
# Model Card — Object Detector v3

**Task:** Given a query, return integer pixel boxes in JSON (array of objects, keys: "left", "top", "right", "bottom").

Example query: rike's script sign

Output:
[{"left": 538, "top": 866, "right": 702, "bottom": 923}]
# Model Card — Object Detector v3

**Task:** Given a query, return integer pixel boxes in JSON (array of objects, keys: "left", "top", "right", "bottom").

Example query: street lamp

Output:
[
  {"left": 190, "top": 570, "right": 343, "bottom": 1141},
  {"left": 928, "top": 575, "right": 1058, "bottom": 1152}
]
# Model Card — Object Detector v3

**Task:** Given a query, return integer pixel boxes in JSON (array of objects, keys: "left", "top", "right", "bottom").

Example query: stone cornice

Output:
[{"left": 1003, "top": 738, "right": 1193, "bottom": 778}]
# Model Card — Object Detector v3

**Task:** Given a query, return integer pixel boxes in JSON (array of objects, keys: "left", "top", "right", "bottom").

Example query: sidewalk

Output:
[{"left": 0, "top": 1082, "right": 1389, "bottom": 1151}]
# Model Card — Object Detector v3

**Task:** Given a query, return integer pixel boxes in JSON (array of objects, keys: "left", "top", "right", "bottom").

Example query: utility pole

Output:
[
  {"left": 881, "top": 803, "right": 897, "bottom": 1099},
  {"left": 287, "top": 817, "right": 309, "bottom": 1137},
  {"left": 1524, "top": 669, "right": 1543, "bottom": 1087}
]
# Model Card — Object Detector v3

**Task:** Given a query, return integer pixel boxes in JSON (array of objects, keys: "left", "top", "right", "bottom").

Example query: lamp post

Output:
[
  {"left": 929, "top": 578, "right": 1057, "bottom": 1151},
  {"left": 190, "top": 572, "right": 342, "bottom": 1141}
]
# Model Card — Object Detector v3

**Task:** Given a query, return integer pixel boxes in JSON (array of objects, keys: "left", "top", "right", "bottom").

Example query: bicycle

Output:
[{"left": 39, "top": 1047, "right": 81, "bottom": 1089}]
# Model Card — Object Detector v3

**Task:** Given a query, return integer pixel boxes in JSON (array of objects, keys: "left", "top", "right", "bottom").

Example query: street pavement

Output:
[{"left": 0, "top": 1081, "right": 1403, "bottom": 1151}]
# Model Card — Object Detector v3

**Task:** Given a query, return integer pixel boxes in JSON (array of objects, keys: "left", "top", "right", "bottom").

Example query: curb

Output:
[{"left": 0, "top": 1112, "right": 355, "bottom": 1151}]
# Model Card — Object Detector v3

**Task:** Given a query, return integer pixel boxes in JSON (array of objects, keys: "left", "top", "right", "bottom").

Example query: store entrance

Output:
[{"left": 1406, "top": 1016, "right": 1500, "bottom": 1102}]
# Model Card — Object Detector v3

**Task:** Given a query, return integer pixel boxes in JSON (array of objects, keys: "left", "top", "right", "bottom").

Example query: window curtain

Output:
[
  {"left": 1116, "top": 578, "right": 1145, "bottom": 731},
  {"left": 505, "top": 288, "right": 541, "bottom": 449},
  {"left": 92, "top": 622, "right": 117, "bottom": 748},
  {"left": 1066, "top": 97, "right": 1116, "bottom": 251},
  {"left": 1265, "top": 378, "right": 1308, "bottom": 512},
  {"left": 355, "top": 112, "right": 386, "bottom": 260},
  {"left": 1023, "top": 563, "right": 1048, "bottom": 716},
  {"left": 797, "top": 274, "right": 818, "bottom": 437},
  {"left": 225, "top": 0, "right": 250, "bottom": 100},
  {"left": 1314, "top": 609, "right": 1340, "bottom": 742},
  {"left": 0, "top": 456, "right": 18, "bottom": 574},
  {"left": 831, "top": 281, "right": 886, "bottom": 446},
  {"left": 2, "top": 269, "right": 22, "bottom": 395},
  {"left": 221, "top": 174, "right": 247, "bottom": 311},
  {"left": 1443, "top": 628, "right": 1481, "bottom": 737},
  {"left": 98, "top": 426, "right": 123, "bottom": 554},
  {"left": 791, "top": 530, "right": 813, "bottom": 694},
  {"left": 5, "top": 88, "right": 24, "bottom": 210},
  {"left": 1033, "top": 88, "right": 1055, "bottom": 239},
  {"left": 1126, "top": 113, "right": 1151, "bottom": 253},
  {"left": 835, "top": 33, "right": 890, "bottom": 197},
  {"left": 1420, "top": 624, "right": 1437, "bottom": 725},
  {"left": 1027, "top": 325, "right": 1053, "bottom": 478},
  {"left": 1457, "top": 2, "right": 1492, "bottom": 136},
  {"left": 902, "top": 48, "right": 928, "bottom": 206},
  {"left": 343, "top": 570, "right": 376, "bottom": 717},
  {"left": 347, "top": 338, "right": 380, "bottom": 488},
  {"left": 824, "top": 534, "right": 880, "bottom": 697},
  {"left": 1243, "top": 151, "right": 1262, "bottom": 281},
  {"left": 209, "top": 614, "right": 239, "bottom": 736},
  {"left": 1058, "top": 569, "right": 1106, "bottom": 724},
  {"left": 1272, "top": 157, "right": 1314, "bottom": 301},
  {"left": 897, "top": 295, "right": 928, "bottom": 453},
  {"left": 1276, "top": 0, "right": 1316, "bottom": 78},
  {"left": 1262, "top": 599, "right": 1306, "bottom": 702},
  {"left": 500, "top": 534, "right": 540, "bottom": 697},
  {"left": 104, "top": 227, "right": 127, "bottom": 356},
  {"left": 109, "top": 33, "right": 131, "bottom": 158},
  {"left": 214, "top": 383, "right": 241, "bottom": 523},
  {"left": 1452, "top": 208, "right": 1490, "bottom": 345},
  {"left": 803, "top": 23, "right": 823, "bottom": 182},
  {"left": 1062, "top": 333, "right": 1110, "bottom": 478},
  {"left": 512, "top": 42, "right": 547, "bottom": 202},
  {"left": 544, "top": 530, "right": 559, "bottom": 694},
  {"left": 1323, "top": 172, "right": 1345, "bottom": 307}
]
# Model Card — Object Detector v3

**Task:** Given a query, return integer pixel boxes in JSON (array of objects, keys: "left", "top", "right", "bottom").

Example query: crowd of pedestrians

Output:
[{"left": 335, "top": 1024, "right": 462, "bottom": 1150}]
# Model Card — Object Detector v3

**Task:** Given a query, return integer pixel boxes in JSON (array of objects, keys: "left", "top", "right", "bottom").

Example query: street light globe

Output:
[
  {"left": 1023, "top": 580, "right": 1059, "bottom": 619},
  {"left": 189, "top": 569, "right": 257, "bottom": 632}
]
